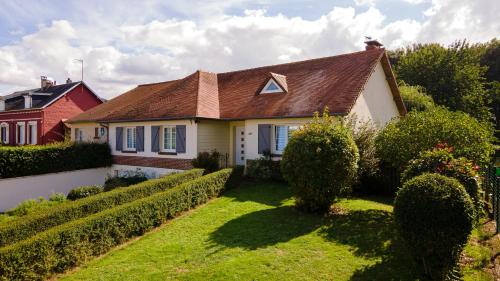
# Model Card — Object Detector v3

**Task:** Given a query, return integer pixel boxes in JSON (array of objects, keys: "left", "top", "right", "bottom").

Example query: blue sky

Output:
[{"left": 0, "top": 0, "right": 497, "bottom": 98}]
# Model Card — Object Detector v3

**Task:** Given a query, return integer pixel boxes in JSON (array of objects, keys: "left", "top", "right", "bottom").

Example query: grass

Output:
[{"left": 59, "top": 181, "right": 420, "bottom": 281}]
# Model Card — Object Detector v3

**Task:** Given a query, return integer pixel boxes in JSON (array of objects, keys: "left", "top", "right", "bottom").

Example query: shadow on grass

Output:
[
  {"left": 208, "top": 205, "right": 323, "bottom": 250},
  {"left": 223, "top": 180, "right": 291, "bottom": 207},
  {"left": 319, "top": 209, "right": 420, "bottom": 280}
]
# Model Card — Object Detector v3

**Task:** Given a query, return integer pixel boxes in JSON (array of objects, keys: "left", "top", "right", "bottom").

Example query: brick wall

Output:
[
  {"left": 113, "top": 155, "right": 194, "bottom": 170},
  {"left": 42, "top": 84, "right": 102, "bottom": 144}
]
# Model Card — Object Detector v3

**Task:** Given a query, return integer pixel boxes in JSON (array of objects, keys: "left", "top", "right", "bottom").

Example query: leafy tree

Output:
[
  {"left": 395, "top": 40, "right": 491, "bottom": 121},
  {"left": 398, "top": 83, "right": 435, "bottom": 112}
]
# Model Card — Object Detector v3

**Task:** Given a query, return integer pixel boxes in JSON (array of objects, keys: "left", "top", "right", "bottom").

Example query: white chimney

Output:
[
  {"left": 24, "top": 95, "right": 32, "bottom": 109},
  {"left": 0, "top": 98, "right": 4, "bottom": 111}
]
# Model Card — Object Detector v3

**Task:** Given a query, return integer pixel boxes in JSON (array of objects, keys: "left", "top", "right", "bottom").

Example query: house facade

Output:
[
  {"left": 0, "top": 77, "right": 103, "bottom": 145},
  {"left": 68, "top": 44, "right": 406, "bottom": 177}
]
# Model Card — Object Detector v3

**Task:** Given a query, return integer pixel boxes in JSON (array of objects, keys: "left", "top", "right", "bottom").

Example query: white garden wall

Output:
[{"left": 0, "top": 168, "right": 109, "bottom": 212}]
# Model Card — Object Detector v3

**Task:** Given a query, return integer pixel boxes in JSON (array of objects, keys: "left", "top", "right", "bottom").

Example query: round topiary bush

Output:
[
  {"left": 401, "top": 146, "right": 481, "bottom": 221},
  {"left": 394, "top": 173, "right": 475, "bottom": 280},
  {"left": 376, "top": 107, "right": 494, "bottom": 171},
  {"left": 67, "top": 185, "right": 104, "bottom": 200},
  {"left": 281, "top": 110, "right": 359, "bottom": 213}
]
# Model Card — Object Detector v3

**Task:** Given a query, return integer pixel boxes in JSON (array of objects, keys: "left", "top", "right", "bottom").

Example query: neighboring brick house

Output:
[
  {"left": 0, "top": 77, "right": 103, "bottom": 145},
  {"left": 67, "top": 41, "right": 406, "bottom": 177}
]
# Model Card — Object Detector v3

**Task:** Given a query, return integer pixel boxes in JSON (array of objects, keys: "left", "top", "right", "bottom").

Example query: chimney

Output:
[
  {"left": 23, "top": 94, "right": 32, "bottom": 109},
  {"left": 40, "top": 76, "right": 54, "bottom": 89},
  {"left": 364, "top": 39, "right": 383, "bottom": 50},
  {"left": 66, "top": 77, "right": 72, "bottom": 84},
  {"left": 0, "top": 97, "right": 4, "bottom": 111}
]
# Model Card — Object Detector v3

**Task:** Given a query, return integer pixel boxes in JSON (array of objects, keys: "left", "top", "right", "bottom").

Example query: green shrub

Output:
[
  {"left": 0, "top": 142, "right": 112, "bottom": 179},
  {"left": 103, "top": 175, "right": 148, "bottom": 191},
  {"left": 394, "top": 173, "right": 475, "bottom": 280},
  {"left": 246, "top": 151, "right": 283, "bottom": 181},
  {"left": 281, "top": 109, "right": 359, "bottom": 213},
  {"left": 401, "top": 146, "right": 482, "bottom": 219},
  {"left": 376, "top": 107, "right": 494, "bottom": 171},
  {"left": 346, "top": 116, "right": 381, "bottom": 194},
  {"left": 0, "top": 169, "right": 235, "bottom": 280},
  {"left": 191, "top": 150, "right": 221, "bottom": 174},
  {"left": 67, "top": 186, "right": 104, "bottom": 201},
  {"left": 5, "top": 194, "right": 67, "bottom": 217},
  {"left": 399, "top": 84, "right": 435, "bottom": 112},
  {"left": 0, "top": 169, "right": 204, "bottom": 247}
]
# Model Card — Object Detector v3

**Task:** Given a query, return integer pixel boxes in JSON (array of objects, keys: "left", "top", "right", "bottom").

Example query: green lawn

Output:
[{"left": 59, "top": 181, "right": 420, "bottom": 281}]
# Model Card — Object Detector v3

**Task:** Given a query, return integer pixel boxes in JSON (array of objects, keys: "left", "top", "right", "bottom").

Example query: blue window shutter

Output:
[
  {"left": 116, "top": 127, "right": 123, "bottom": 151},
  {"left": 176, "top": 125, "right": 186, "bottom": 153},
  {"left": 258, "top": 124, "right": 271, "bottom": 154},
  {"left": 136, "top": 126, "right": 144, "bottom": 152},
  {"left": 151, "top": 126, "right": 160, "bottom": 152}
]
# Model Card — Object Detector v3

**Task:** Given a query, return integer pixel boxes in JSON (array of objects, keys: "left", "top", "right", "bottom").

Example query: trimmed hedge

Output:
[
  {"left": 0, "top": 169, "right": 204, "bottom": 247},
  {"left": 0, "top": 168, "right": 237, "bottom": 281},
  {"left": 0, "top": 142, "right": 112, "bottom": 179},
  {"left": 394, "top": 173, "right": 474, "bottom": 279},
  {"left": 67, "top": 185, "right": 103, "bottom": 201},
  {"left": 281, "top": 110, "right": 359, "bottom": 213}
]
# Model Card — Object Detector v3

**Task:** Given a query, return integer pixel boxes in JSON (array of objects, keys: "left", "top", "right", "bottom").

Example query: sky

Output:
[{"left": 0, "top": 0, "right": 498, "bottom": 99}]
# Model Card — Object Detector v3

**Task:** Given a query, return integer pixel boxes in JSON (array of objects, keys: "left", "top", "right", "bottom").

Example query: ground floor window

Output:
[
  {"left": 273, "top": 125, "right": 299, "bottom": 154},
  {"left": 163, "top": 126, "right": 176, "bottom": 152},
  {"left": 125, "top": 127, "right": 136, "bottom": 150},
  {"left": 0, "top": 123, "right": 9, "bottom": 144},
  {"left": 75, "top": 128, "right": 83, "bottom": 142},
  {"left": 27, "top": 121, "right": 37, "bottom": 145},
  {"left": 16, "top": 122, "right": 25, "bottom": 145}
]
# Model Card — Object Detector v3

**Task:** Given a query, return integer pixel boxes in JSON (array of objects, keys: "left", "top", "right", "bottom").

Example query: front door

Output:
[{"left": 235, "top": 126, "right": 245, "bottom": 166}]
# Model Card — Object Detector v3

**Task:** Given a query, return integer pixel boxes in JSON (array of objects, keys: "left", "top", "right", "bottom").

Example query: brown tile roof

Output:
[{"left": 68, "top": 48, "right": 405, "bottom": 123}]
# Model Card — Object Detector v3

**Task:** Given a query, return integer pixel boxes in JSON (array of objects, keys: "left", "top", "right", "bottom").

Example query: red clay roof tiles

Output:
[{"left": 68, "top": 48, "right": 405, "bottom": 123}]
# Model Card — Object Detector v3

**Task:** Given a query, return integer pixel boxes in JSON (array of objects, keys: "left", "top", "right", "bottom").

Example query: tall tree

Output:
[{"left": 394, "top": 40, "right": 491, "bottom": 122}]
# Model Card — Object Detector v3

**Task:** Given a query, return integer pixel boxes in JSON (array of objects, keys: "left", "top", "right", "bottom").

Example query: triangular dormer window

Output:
[{"left": 260, "top": 79, "right": 284, "bottom": 94}]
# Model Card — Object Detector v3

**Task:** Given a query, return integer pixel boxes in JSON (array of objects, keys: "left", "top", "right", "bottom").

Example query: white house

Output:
[{"left": 67, "top": 41, "right": 406, "bottom": 177}]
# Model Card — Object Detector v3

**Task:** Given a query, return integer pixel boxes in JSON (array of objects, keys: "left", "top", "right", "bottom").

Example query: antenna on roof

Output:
[
  {"left": 73, "top": 59, "right": 83, "bottom": 82},
  {"left": 73, "top": 59, "right": 84, "bottom": 94}
]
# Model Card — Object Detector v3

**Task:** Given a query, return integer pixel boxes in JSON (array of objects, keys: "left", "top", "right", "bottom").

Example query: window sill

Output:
[
  {"left": 122, "top": 150, "right": 137, "bottom": 154},
  {"left": 158, "top": 151, "right": 177, "bottom": 155}
]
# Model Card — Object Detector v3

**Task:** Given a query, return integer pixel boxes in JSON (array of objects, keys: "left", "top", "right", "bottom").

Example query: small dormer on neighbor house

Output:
[
  {"left": 0, "top": 76, "right": 103, "bottom": 145},
  {"left": 68, "top": 41, "right": 406, "bottom": 177}
]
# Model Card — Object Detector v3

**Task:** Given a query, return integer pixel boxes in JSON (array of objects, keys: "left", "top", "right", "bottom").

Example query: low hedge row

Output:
[
  {"left": 0, "top": 142, "right": 113, "bottom": 179},
  {"left": 0, "top": 169, "right": 204, "bottom": 247},
  {"left": 0, "top": 168, "right": 237, "bottom": 281}
]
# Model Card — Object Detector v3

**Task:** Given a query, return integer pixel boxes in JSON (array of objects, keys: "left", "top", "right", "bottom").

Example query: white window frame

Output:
[
  {"left": 124, "top": 127, "right": 137, "bottom": 151},
  {"left": 0, "top": 122, "right": 9, "bottom": 144},
  {"left": 162, "top": 126, "right": 176, "bottom": 152},
  {"left": 260, "top": 79, "right": 284, "bottom": 94},
  {"left": 74, "top": 128, "right": 84, "bottom": 142},
  {"left": 27, "top": 121, "right": 37, "bottom": 145},
  {"left": 99, "top": 127, "right": 106, "bottom": 138},
  {"left": 272, "top": 125, "right": 299, "bottom": 155},
  {"left": 16, "top": 122, "right": 25, "bottom": 145}
]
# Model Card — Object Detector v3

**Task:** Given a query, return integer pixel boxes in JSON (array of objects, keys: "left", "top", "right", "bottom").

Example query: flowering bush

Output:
[{"left": 401, "top": 144, "right": 482, "bottom": 220}]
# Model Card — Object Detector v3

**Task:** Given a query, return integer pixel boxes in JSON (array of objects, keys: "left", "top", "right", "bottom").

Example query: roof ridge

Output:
[{"left": 218, "top": 49, "right": 384, "bottom": 76}]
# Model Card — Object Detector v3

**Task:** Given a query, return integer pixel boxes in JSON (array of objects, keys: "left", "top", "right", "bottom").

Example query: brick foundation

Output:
[{"left": 113, "top": 155, "right": 193, "bottom": 170}]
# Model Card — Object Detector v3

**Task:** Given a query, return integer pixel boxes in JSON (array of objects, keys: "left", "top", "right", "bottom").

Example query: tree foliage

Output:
[
  {"left": 376, "top": 107, "right": 495, "bottom": 171},
  {"left": 395, "top": 40, "right": 491, "bottom": 121},
  {"left": 398, "top": 83, "right": 435, "bottom": 112}
]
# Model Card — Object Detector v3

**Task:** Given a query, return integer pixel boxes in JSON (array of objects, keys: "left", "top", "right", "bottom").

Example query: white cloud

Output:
[{"left": 0, "top": 0, "right": 498, "bottom": 98}]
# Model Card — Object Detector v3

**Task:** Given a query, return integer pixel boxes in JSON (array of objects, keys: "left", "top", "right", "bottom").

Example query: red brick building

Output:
[{"left": 0, "top": 77, "right": 103, "bottom": 145}]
